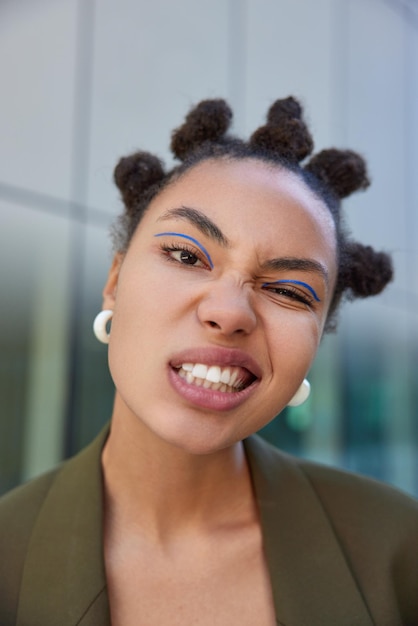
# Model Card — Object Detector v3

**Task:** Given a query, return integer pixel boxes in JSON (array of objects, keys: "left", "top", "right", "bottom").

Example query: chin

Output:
[{"left": 154, "top": 420, "right": 240, "bottom": 456}]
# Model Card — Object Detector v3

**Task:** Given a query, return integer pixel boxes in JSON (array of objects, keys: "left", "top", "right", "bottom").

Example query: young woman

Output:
[{"left": 1, "top": 98, "right": 417, "bottom": 626}]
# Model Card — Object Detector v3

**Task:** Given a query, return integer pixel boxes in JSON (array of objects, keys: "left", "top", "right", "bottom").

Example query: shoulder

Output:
[
  {"left": 0, "top": 468, "right": 62, "bottom": 562},
  {"left": 294, "top": 452, "right": 418, "bottom": 566},
  {"left": 0, "top": 466, "right": 58, "bottom": 519},
  {"left": 296, "top": 452, "right": 418, "bottom": 527},
  {"left": 0, "top": 468, "right": 59, "bottom": 624},
  {"left": 0, "top": 426, "right": 109, "bottom": 625},
  {"left": 0, "top": 425, "right": 108, "bottom": 553},
  {"left": 248, "top": 433, "right": 418, "bottom": 523},
  {"left": 0, "top": 466, "right": 61, "bottom": 548},
  {"left": 296, "top": 455, "right": 418, "bottom": 623},
  {"left": 247, "top": 434, "right": 418, "bottom": 624}
]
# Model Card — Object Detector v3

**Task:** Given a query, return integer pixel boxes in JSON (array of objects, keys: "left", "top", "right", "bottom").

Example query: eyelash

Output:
[
  {"left": 262, "top": 284, "right": 315, "bottom": 307},
  {"left": 160, "top": 243, "right": 210, "bottom": 269}
]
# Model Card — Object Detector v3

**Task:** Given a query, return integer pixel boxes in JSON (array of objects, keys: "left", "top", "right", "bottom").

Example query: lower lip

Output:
[{"left": 167, "top": 367, "right": 259, "bottom": 412}]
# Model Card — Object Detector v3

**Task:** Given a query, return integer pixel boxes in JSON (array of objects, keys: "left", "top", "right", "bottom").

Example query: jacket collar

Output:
[
  {"left": 245, "top": 435, "right": 374, "bottom": 626},
  {"left": 17, "top": 429, "right": 374, "bottom": 626}
]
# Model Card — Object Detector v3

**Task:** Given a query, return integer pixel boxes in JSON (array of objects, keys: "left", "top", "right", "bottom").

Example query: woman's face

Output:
[{"left": 103, "top": 159, "right": 337, "bottom": 454}]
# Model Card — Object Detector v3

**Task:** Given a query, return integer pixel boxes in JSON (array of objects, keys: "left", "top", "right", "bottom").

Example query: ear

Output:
[{"left": 102, "top": 253, "right": 123, "bottom": 309}]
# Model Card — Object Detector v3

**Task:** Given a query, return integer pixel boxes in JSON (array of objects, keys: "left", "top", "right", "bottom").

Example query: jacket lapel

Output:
[
  {"left": 245, "top": 435, "right": 374, "bottom": 626},
  {"left": 17, "top": 429, "right": 111, "bottom": 626}
]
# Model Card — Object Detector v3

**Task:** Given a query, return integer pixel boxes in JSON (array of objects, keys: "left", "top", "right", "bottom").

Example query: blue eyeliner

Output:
[
  {"left": 262, "top": 279, "right": 321, "bottom": 302},
  {"left": 154, "top": 232, "right": 214, "bottom": 268}
]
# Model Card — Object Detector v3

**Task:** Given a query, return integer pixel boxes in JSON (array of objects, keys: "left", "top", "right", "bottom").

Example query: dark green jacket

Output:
[{"left": 1, "top": 429, "right": 417, "bottom": 626}]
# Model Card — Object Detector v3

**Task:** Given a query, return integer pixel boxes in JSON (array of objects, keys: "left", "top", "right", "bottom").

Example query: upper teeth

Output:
[{"left": 180, "top": 363, "right": 241, "bottom": 388}]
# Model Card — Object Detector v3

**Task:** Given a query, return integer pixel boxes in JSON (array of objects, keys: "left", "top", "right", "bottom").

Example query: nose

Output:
[{"left": 197, "top": 277, "right": 257, "bottom": 336}]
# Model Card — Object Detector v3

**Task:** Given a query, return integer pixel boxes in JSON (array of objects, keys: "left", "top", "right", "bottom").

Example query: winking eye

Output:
[{"left": 262, "top": 280, "right": 320, "bottom": 302}]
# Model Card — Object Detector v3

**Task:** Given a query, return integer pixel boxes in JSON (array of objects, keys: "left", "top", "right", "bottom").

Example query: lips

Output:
[{"left": 168, "top": 347, "right": 261, "bottom": 411}]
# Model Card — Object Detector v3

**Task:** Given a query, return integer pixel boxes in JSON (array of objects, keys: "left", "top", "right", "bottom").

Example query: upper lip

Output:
[{"left": 169, "top": 347, "right": 263, "bottom": 380}]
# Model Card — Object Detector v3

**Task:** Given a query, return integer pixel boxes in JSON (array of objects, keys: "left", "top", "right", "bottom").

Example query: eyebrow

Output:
[
  {"left": 157, "top": 206, "right": 230, "bottom": 247},
  {"left": 261, "top": 257, "right": 329, "bottom": 286}
]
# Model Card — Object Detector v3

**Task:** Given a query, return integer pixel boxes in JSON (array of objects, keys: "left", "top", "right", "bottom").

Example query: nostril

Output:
[{"left": 208, "top": 320, "right": 221, "bottom": 329}]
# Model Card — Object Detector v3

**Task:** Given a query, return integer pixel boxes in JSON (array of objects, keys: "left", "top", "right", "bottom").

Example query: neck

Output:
[{"left": 101, "top": 400, "right": 256, "bottom": 543}]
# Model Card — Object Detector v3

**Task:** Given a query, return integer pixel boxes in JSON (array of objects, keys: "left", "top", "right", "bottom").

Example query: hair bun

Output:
[
  {"left": 113, "top": 152, "right": 165, "bottom": 215},
  {"left": 171, "top": 99, "right": 233, "bottom": 161},
  {"left": 343, "top": 242, "right": 393, "bottom": 297},
  {"left": 249, "top": 96, "right": 314, "bottom": 162},
  {"left": 266, "top": 97, "right": 303, "bottom": 124},
  {"left": 305, "top": 149, "right": 370, "bottom": 198}
]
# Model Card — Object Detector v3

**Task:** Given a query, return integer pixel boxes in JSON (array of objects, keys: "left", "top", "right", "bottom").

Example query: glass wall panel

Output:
[{"left": 0, "top": 201, "right": 72, "bottom": 493}]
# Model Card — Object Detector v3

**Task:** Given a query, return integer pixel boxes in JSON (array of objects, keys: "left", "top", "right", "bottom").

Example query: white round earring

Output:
[
  {"left": 287, "top": 379, "right": 310, "bottom": 407},
  {"left": 93, "top": 309, "right": 113, "bottom": 344}
]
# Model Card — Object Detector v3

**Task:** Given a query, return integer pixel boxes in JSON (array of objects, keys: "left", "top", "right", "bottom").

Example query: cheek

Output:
[
  {"left": 266, "top": 309, "right": 322, "bottom": 376},
  {"left": 107, "top": 271, "right": 155, "bottom": 363},
  {"left": 108, "top": 260, "right": 188, "bottom": 365},
  {"left": 114, "top": 259, "right": 165, "bottom": 319}
]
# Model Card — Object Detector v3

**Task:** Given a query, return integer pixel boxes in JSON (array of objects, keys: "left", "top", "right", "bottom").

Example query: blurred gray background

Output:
[{"left": 1, "top": 0, "right": 417, "bottom": 496}]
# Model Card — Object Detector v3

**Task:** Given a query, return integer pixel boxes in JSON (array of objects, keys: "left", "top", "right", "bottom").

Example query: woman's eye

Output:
[
  {"left": 171, "top": 249, "right": 203, "bottom": 266},
  {"left": 263, "top": 285, "right": 313, "bottom": 306},
  {"left": 161, "top": 245, "right": 209, "bottom": 268}
]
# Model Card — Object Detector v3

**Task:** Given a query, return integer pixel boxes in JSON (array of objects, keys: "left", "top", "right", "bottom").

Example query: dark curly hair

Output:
[{"left": 111, "top": 97, "right": 393, "bottom": 332}]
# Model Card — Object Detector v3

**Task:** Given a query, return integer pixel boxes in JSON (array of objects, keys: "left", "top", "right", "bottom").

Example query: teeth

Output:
[
  {"left": 177, "top": 362, "right": 252, "bottom": 393},
  {"left": 192, "top": 364, "right": 208, "bottom": 379},
  {"left": 220, "top": 368, "right": 231, "bottom": 384},
  {"left": 206, "top": 365, "right": 221, "bottom": 383},
  {"left": 229, "top": 370, "right": 238, "bottom": 386}
]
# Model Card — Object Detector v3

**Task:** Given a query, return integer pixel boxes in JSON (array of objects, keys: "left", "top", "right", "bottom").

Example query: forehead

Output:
[{"left": 140, "top": 158, "right": 337, "bottom": 276}]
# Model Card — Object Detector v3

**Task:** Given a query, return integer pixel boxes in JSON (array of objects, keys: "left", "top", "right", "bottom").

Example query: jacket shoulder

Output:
[
  {"left": 250, "top": 434, "right": 418, "bottom": 522},
  {"left": 0, "top": 469, "right": 59, "bottom": 624},
  {"left": 250, "top": 435, "right": 418, "bottom": 624},
  {"left": 0, "top": 427, "right": 109, "bottom": 626},
  {"left": 298, "top": 457, "right": 418, "bottom": 623},
  {"left": 296, "top": 454, "right": 418, "bottom": 529}
]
